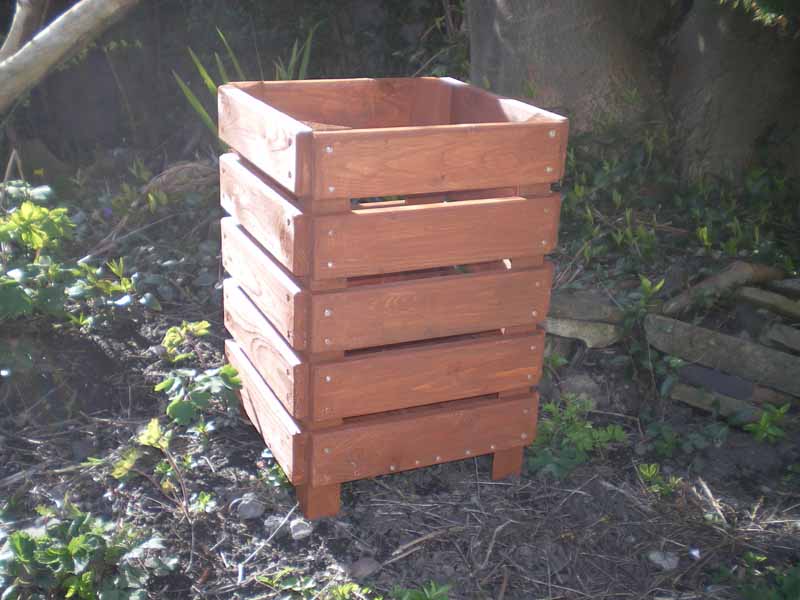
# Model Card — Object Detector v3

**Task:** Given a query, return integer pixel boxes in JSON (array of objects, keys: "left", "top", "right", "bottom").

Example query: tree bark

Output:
[
  {"left": 0, "top": 0, "right": 50, "bottom": 62},
  {"left": 0, "top": 0, "right": 141, "bottom": 115}
]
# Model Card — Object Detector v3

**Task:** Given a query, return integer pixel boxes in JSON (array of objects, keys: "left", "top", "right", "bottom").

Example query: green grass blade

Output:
[
  {"left": 297, "top": 26, "right": 317, "bottom": 80},
  {"left": 287, "top": 39, "right": 300, "bottom": 79},
  {"left": 214, "top": 52, "right": 231, "bottom": 85},
  {"left": 217, "top": 28, "right": 246, "bottom": 80},
  {"left": 172, "top": 71, "right": 217, "bottom": 138},
  {"left": 188, "top": 47, "right": 217, "bottom": 98}
]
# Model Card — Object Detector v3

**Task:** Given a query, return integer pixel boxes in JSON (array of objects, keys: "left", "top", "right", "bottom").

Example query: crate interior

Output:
[{"left": 235, "top": 77, "right": 557, "bottom": 130}]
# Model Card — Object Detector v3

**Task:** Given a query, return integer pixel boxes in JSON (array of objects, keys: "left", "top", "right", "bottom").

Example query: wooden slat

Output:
[
  {"left": 220, "top": 153, "right": 311, "bottom": 275},
  {"left": 225, "top": 340, "right": 307, "bottom": 484},
  {"left": 223, "top": 280, "right": 308, "bottom": 419},
  {"left": 311, "top": 330, "right": 545, "bottom": 420},
  {"left": 313, "top": 194, "right": 561, "bottom": 278},
  {"left": 309, "top": 392, "right": 538, "bottom": 486},
  {"left": 218, "top": 84, "right": 312, "bottom": 196},
  {"left": 309, "top": 263, "right": 553, "bottom": 352},
  {"left": 311, "top": 121, "right": 568, "bottom": 199},
  {"left": 220, "top": 217, "right": 308, "bottom": 349}
]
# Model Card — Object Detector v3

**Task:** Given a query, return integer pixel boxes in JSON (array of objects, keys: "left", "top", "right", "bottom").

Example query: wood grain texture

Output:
[
  {"left": 220, "top": 153, "right": 310, "bottom": 275},
  {"left": 311, "top": 330, "right": 545, "bottom": 420},
  {"left": 491, "top": 447, "right": 525, "bottom": 480},
  {"left": 223, "top": 280, "right": 308, "bottom": 419},
  {"left": 309, "top": 262, "right": 553, "bottom": 352},
  {"left": 311, "top": 122, "right": 568, "bottom": 199},
  {"left": 225, "top": 340, "right": 307, "bottom": 484},
  {"left": 220, "top": 217, "right": 308, "bottom": 349},
  {"left": 218, "top": 84, "right": 312, "bottom": 195},
  {"left": 296, "top": 482, "right": 340, "bottom": 520},
  {"left": 309, "top": 392, "right": 538, "bottom": 486},
  {"left": 312, "top": 194, "right": 561, "bottom": 278}
]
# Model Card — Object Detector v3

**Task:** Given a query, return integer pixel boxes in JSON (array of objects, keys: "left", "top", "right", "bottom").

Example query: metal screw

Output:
[
  {"left": 531, "top": 310, "right": 538, "bottom": 317},
  {"left": 327, "top": 261, "right": 334, "bottom": 269},
  {"left": 324, "top": 338, "right": 332, "bottom": 346},
  {"left": 548, "top": 130, "right": 557, "bottom": 138},
  {"left": 541, "top": 239, "right": 548, "bottom": 246},
  {"left": 530, "top": 345, "right": 537, "bottom": 351},
  {"left": 328, "top": 185, "right": 336, "bottom": 193},
  {"left": 325, "top": 375, "right": 332, "bottom": 383},
  {"left": 389, "top": 465, "right": 396, "bottom": 472},
  {"left": 545, "top": 166, "right": 554, "bottom": 173},
  {"left": 535, "top": 281, "right": 541, "bottom": 287},
  {"left": 520, "top": 433, "right": 528, "bottom": 440},
  {"left": 490, "top": 444, "right": 496, "bottom": 450},
  {"left": 435, "top": 455, "right": 442, "bottom": 462},
  {"left": 465, "top": 449, "right": 472, "bottom": 456},
  {"left": 523, "top": 409, "right": 530, "bottom": 415},
  {"left": 327, "top": 229, "right": 334, "bottom": 237},
  {"left": 325, "top": 145, "right": 333, "bottom": 154},
  {"left": 544, "top": 208, "right": 550, "bottom": 214},
  {"left": 324, "top": 447, "right": 331, "bottom": 454},
  {"left": 415, "top": 460, "right": 421, "bottom": 465},
  {"left": 323, "top": 308, "right": 333, "bottom": 317},
  {"left": 527, "top": 374, "right": 533, "bottom": 380}
]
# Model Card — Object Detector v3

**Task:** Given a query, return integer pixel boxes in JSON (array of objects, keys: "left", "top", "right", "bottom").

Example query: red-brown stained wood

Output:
[
  {"left": 309, "top": 262, "right": 553, "bottom": 352},
  {"left": 223, "top": 280, "right": 308, "bottom": 419},
  {"left": 225, "top": 340, "right": 307, "bottom": 484},
  {"left": 312, "top": 194, "right": 561, "bottom": 278},
  {"left": 218, "top": 84, "right": 312, "bottom": 196},
  {"left": 311, "top": 330, "right": 545, "bottom": 420},
  {"left": 309, "top": 392, "right": 538, "bottom": 486},
  {"left": 310, "top": 122, "right": 567, "bottom": 199},
  {"left": 220, "top": 217, "right": 308, "bottom": 349},
  {"left": 220, "top": 153, "right": 310, "bottom": 275}
]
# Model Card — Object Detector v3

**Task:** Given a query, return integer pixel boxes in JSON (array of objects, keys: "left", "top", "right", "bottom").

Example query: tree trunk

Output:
[
  {"left": 0, "top": 0, "right": 141, "bottom": 115},
  {"left": 0, "top": 0, "right": 50, "bottom": 62}
]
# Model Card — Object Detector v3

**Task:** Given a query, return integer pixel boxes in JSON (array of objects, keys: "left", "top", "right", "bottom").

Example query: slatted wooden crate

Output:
[{"left": 218, "top": 77, "right": 568, "bottom": 518}]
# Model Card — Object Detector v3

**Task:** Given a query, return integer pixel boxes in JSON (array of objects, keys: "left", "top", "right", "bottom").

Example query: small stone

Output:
[
  {"left": 235, "top": 494, "right": 266, "bottom": 520},
  {"left": 289, "top": 518, "right": 313, "bottom": 540},
  {"left": 263, "top": 515, "right": 289, "bottom": 538},
  {"left": 647, "top": 550, "right": 679, "bottom": 571},
  {"left": 546, "top": 317, "right": 623, "bottom": 348},
  {"left": 560, "top": 373, "right": 605, "bottom": 408},
  {"left": 347, "top": 557, "right": 381, "bottom": 579}
]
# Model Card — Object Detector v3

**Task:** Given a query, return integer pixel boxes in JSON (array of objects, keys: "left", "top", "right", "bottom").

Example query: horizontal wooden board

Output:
[
  {"left": 309, "top": 262, "right": 553, "bottom": 352},
  {"left": 223, "top": 280, "right": 308, "bottom": 419},
  {"left": 311, "top": 330, "right": 545, "bottom": 420},
  {"left": 218, "top": 84, "right": 312, "bottom": 196},
  {"left": 225, "top": 340, "right": 307, "bottom": 484},
  {"left": 313, "top": 194, "right": 561, "bottom": 278},
  {"left": 220, "top": 153, "right": 310, "bottom": 275},
  {"left": 310, "top": 392, "right": 539, "bottom": 486},
  {"left": 220, "top": 217, "right": 308, "bottom": 349},
  {"left": 311, "top": 121, "right": 568, "bottom": 199}
]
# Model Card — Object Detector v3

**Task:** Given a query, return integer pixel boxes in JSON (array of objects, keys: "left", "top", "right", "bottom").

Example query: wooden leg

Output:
[
  {"left": 296, "top": 482, "right": 341, "bottom": 519},
  {"left": 491, "top": 447, "right": 524, "bottom": 480}
]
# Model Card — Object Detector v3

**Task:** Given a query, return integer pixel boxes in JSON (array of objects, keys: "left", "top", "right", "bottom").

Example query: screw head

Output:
[
  {"left": 545, "top": 166, "right": 554, "bottom": 174},
  {"left": 324, "top": 338, "right": 332, "bottom": 346},
  {"left": 521, "top": 433, "right": 528, "bottom": 440},
  {"left": 328, "top": 185, "right": 336, "bottom": 193},
  {"left": 285, "top": 368, "right": 291, "bottom": 376},
  {"left": 527, "top": 374, "right": 533, "bottom": 380},
  {"left": 548, "top": 129, "right": 557, "bottom": 138},
  {"left": 323, "top": 308, "right": 333, "bottom": 317},
  {"left": 435, "top": 455, "right": 442, "bottom": 462},
  {"left": 327, "top": 229, "right": 334, "bottom": 237},
  {"left": 532, "top": 310, "right": 538, "bottom": 317},
  {"left": 530, "top": 345, "right": 537, "bottom": 351},
  {"left": 544, "top": 207, "right": 550, "bottom": 214},
  {"left": 324, "top": 375, "right": 332, "bottom": 383},
  {"left": 323, "top": 447, "right": 331, "bottom": 454},
  {"left": 541, "top": 239, "right": 548, "bottom": 246},
  {"left": 465, "top": 449, "right": 472, "bottom": 456},
  {"left": 327, "top": 261, "right": 334, "bottom": 269},
  {"left": 325, "top": 145, "right": 333, "bottom": 154},
  {"left": 286, "top": 218, "right": 292, "bottom": 227},
  {"left": 490, "top": 444, "right": 496, "bottom": 450},
  {"left": 415, "top": 459, "right": 421, "bottom": 465},
  {"left": 523, "top": 408, "right": 529, "bottom": 415},
  {"left": 389, "top": 464, "right": 396, "bottom": 472}
]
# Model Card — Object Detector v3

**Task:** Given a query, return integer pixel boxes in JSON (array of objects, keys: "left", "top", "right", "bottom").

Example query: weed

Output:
[
  {"left": 0, "top": 499, "right": 176, "bottom": 600},
  {"left": 256, "top": 567, "right": 317, "bottom": 598},
  {"left": 160, "top": 320, "right": 210, "bottom": 364},
  {"left": 744, "top": 403, "right": 790, "bottom": 443},
  {"left": 637, "top": 463, "right": 682, "bottom": 497},
  {"left": 155, "top": 364, "right": 241, "bottom": 426},
  {"left": 528, "top": 394, "right": 626, "bottom": 478},
  {"left": 391, "top": 581, "right": 451, "bottom": 600}
]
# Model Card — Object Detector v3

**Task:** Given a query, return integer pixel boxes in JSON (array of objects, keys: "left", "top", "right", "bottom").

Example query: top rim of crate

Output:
[{"left": 218, "top": 76, "right": 569, "bottom": 199}]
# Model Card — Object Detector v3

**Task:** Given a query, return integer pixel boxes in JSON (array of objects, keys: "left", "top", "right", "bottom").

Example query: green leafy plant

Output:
[
  {"left": 528, "top": 394, "right": 626, "bottom": 478},
  {"left": 327, "top": 582, "right": 380, "bottom": 600},
  {"left": 156, "top": 364, "right": 241, "bottom": 426},
  {"left": 160, "top": 320, "right": 210, "bottom": 363},
  {"left": 391, "top": 581, "right": 450, "bottom": 600},
  {"left": 637, "top": 463, "right": 682, "bottom": 497},
  {"left": 744, "top": 403, "right": 790, "bottom": 443},
  {"left": 273, "top": 26, "right": 317, "bottom": 81},
  {"left": 256, "top": 567, "right": 317, "bottom": 598},
  {"left": 0, "top": 500, "right": 176, "bottom": 600}
]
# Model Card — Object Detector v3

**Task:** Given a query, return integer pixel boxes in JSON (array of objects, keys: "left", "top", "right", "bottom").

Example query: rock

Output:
[
  {"left": 736, "top": 287, "right": 800, "bottom": 320},
  {"left": 559, "top": 373, "right": 605, "bottom": 408},
  {"left": 546, "top": 317, "right": 623, "bottom": 348},
  {"left": 235, "top": 494, "right": 266, "bottom": 520},
  {"left": 544, "top": 334, "right": 576, "bottom": 363},
  {"left": 670, "top": 383, "right": 759, "bottom": 424},
  {"left": 289, "top": 518, "right": 313, "bottom": 540},
  {"left": 347, "top": 557, "right": 381, "bottom": 579},
  {"left": 767, "top": 278, "right": 800, "bottom": 299},
  {"left": 549, "top": 290, "right": 624, "bottom": 323},
  {"left": 761, "top": 323, "right": 800, "bottom": 354},
  {"left": 263, "top": 515, "right": 289, "bottom": 539},
  {"left": 647, "top": 550, "right": 679, "bottom": 571}
]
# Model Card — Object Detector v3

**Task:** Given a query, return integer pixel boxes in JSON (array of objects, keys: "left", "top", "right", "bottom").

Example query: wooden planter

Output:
[{"left": 218, "top": 77, "right": 568, "bottom": 518}]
